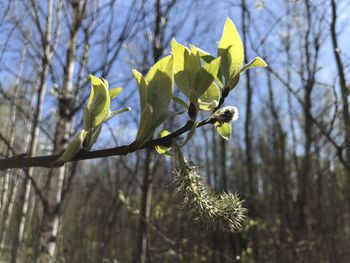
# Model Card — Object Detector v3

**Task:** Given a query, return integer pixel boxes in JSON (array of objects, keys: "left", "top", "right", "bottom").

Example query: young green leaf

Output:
[
  {"left": 136, "top": 103, "right": 154, "bottom": 143},
  {"left": 152, "top": 111, "right": 180, "bottom": 130},
  {"left": 179, "top": 121, "right": 199, "bottom": 147},
  {"left": 109, "top": 87, "right": 123, "bottom": 99},
  {"left": 85, "top": 75, "right": 111, "bottom": 129},
  {"left": 218, "top": 18, "right": 244, "bottom": 89},
  {"left": 215, "top": 122, "right": 232, "bottom": 140},
  {"left": 84, "top": 125, "right": 102, "bottom": 149},
  {"left": 83, "top": 107, "right": 92, "bottom": 132},
  {"left": 146, "top": 55, "right": 174, "bottom": 119},
  {"left": 155, "top": 130, "right": 173, "bottom": 156},
  {"left": 240, "top": 56, "right": 268, "bottom": 73},
  {"left": 199, "top": 83, "right": 220, "bottom": 111},
  {"left": 104, "top": 107, "right": 131, "bottom": 122},
  {"left": 189, "top": 44, "right": 215, "bottom": 63},
  {"left": 60, "top": 130, "right": 87, "bottom": 162},
  {"left": 193, "top": 57, "right": 221, "bottom": 98},
  {"left": 172, "top": 39, "right": 200, "bottom": 98},
  {"left": 190, "top": 44, "right": 223, "bottom": 89},
  {"left": 227, "top": 71, "right": 240, "bottom": 91},
  {"left": 132, "top": 69, "right": 148, "bottom": 111},
  {"left": 134, "top": 55, "right": 175, "bottom": 145},
  {"left": 172, "top": 96, "right": 189, "bottom": 109}
]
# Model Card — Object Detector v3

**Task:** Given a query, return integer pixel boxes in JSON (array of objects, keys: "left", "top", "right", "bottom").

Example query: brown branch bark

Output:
[{"left": 0, "top": 119, "right": 214, "bottom": 171}]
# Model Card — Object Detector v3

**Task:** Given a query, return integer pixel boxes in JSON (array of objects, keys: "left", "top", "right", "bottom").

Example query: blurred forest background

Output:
[{"left": 0, "top": 0, "right": 350, "bottom": 262}]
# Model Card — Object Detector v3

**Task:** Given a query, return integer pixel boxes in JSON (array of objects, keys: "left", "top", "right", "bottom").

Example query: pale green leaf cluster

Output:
[
  {"left": 209, "top": 19, "right": 267, "bottom": 139},
  {"left": 172, "top": 39, "right": 221, "bottom": 112},
  {"left": 133, "top": 55, "right": 176, "bottom": 144},
  {"left": 58, "top": 17, "right": 268, "bottom": 233},
  {"left": 61, "top": 18, "right": 268, "bottom": 162},
  {"left": 60, "top": 75, "right": 129, "bottom": 161}
]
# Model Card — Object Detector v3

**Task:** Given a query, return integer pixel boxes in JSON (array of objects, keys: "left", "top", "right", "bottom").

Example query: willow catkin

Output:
[{"left": 173, "top": 165, "right": 247, "bottom": 232}]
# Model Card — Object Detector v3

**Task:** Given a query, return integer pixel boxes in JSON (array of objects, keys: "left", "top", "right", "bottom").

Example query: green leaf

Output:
[
  {"left": 134, "top": 55, "right": 175, "bottom": 145},
  {"left": 240, "top": 57, "right": 268, "bottom": 73},
  {"left": 84, "top": 125, "right": 102, "bottom": 149},
  {"left": 60, "top": 130, "right": 87, "bottom": 162},
  {"left": 84, "top": 75, "right": 111, "bottom": 129},
  {"left": 189, "top": 44, "right": 215, "bottom": 63},
  {"left": 218, "top": 18, "right": 243, "bottom": 51},
  {"left": 228, "top": 73, "right": 240, "bottom": 91},
  {"left": 83, "top": 107, "right": 92, "bottom": 132},
  {"left": 152, "top": 111, "right": 180, "bottom": 129},
  {"left": 172, "top": 38, "right": 200, "bottom": 98},
  {"left": 155, "top": 130, "right": 172, "bottom": 156},
  {"left": 199, "top": 83, "right": 220, "bottom": 111},
  {"left": 136, "top": 103, "right": 154, "bottom": 143},
  {"left": 193, "top": 57, "right": 221, "bottom": 98},
  {"left": 132, "top": 69, "right": 148, "bottom": 111},
  {"left": 109, "top": 87, "right": 123, "bottom": 99},
  {"left": 189, "top": 44, "right": 223, "bottom": 89},
  {"left": 104, "top": 107, "right": 131, "bottom": 122},
  {"left": 218, "top": 18, "right": 244, "bottom": 89},
  {"left": 179, "top": 121, "right": 198, "bottom": 146},
  {"left": 215, "top": 122, "right": 232, "bottom": 140},
  {"left": 172, "top": 96, "right": 189, "bottom": 109},
  {"left": 145, "top": 55, "right": 174, "bottom": 121}
]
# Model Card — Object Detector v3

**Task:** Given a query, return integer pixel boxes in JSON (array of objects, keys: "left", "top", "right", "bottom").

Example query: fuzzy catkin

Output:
[{"left": 173, "top": 166, "right": 247, "bottom": 232}]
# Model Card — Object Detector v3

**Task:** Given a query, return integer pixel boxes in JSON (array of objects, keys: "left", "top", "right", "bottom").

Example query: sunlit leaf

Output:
[
  {"left": 136, "top": 103, "right": 154, "bottom": 143},
  {"left": 109, "top": 87, "right": 123, "bottom": 99},
  {"left": 172, "top": 96, "right": 189, "bottom": 109},
  {"left": 189, "top": 44, "right": 215, "bottom": 63},
  {"left": 199, "top": 83, "right": 220, "bottom": 111},
  {"left": 193, "top": 57, "right": 221, "bottom": 97},
  {"left": 218, "top": 18, "right": 244, "bottom": 89},
  {"left": 83, "top": 107, "right": 92, "bottom": 132},
  {"left": 146, "top": 55, "right": 174, "bottom": 120},
  {"left": 134, "top": 56, "right": 175, "bottom": 145},
  {"left": 85, "top": 125, "right": 102, "bottom": 149},
  {"left": 240, "top": 57, "right": 267, "bottom": 73},
  {"left": 104, "top": 107, "right": 131, "bottom": 122},
  {"left": 85, "top": 75, "right": 111, "bottom": 129},
  {"left": 179, "top": 121, "right": 199, "bottom": 146},
  {"left": 132, "top": 69, "right": 148, "bottom": 111},
  {"left": 60, "top": 130, "right": 87, "bottom": 162},
  {"left": 155, "top": 130, "right": 173, "bottom": 156},
  {"left": 152, "top": 111, "right": 180, "bottom": 129},
  {"left": 228, "top": 72, "right": 240, "bottom": 91},
  {"left": 172, "top": 39, "right": 200, "bottom": 98},
  {"left": 215, "top": 122, "right": 232, "bottom": 140}
]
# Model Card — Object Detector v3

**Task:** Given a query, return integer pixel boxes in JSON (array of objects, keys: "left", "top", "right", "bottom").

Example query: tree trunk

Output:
[
  {"left": 134, "top": 148, "right": 154, "bottom": 263},
  {"left": 0, "top": 86, "right": 18, "bottom": 250},
  {"left": 330, "top": 0, "right": 350, "bottom": 171},
  {"left": 10, "top": 3, "right": 53, "bottom": 258},
  {"left": 36, "top": 1, "right": 84, "bottom": 261}
]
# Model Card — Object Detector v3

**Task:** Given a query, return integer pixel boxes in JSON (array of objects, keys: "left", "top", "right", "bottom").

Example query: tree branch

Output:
[{"left": 0, "top": 118, "right": 213, "bottom": 170}]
